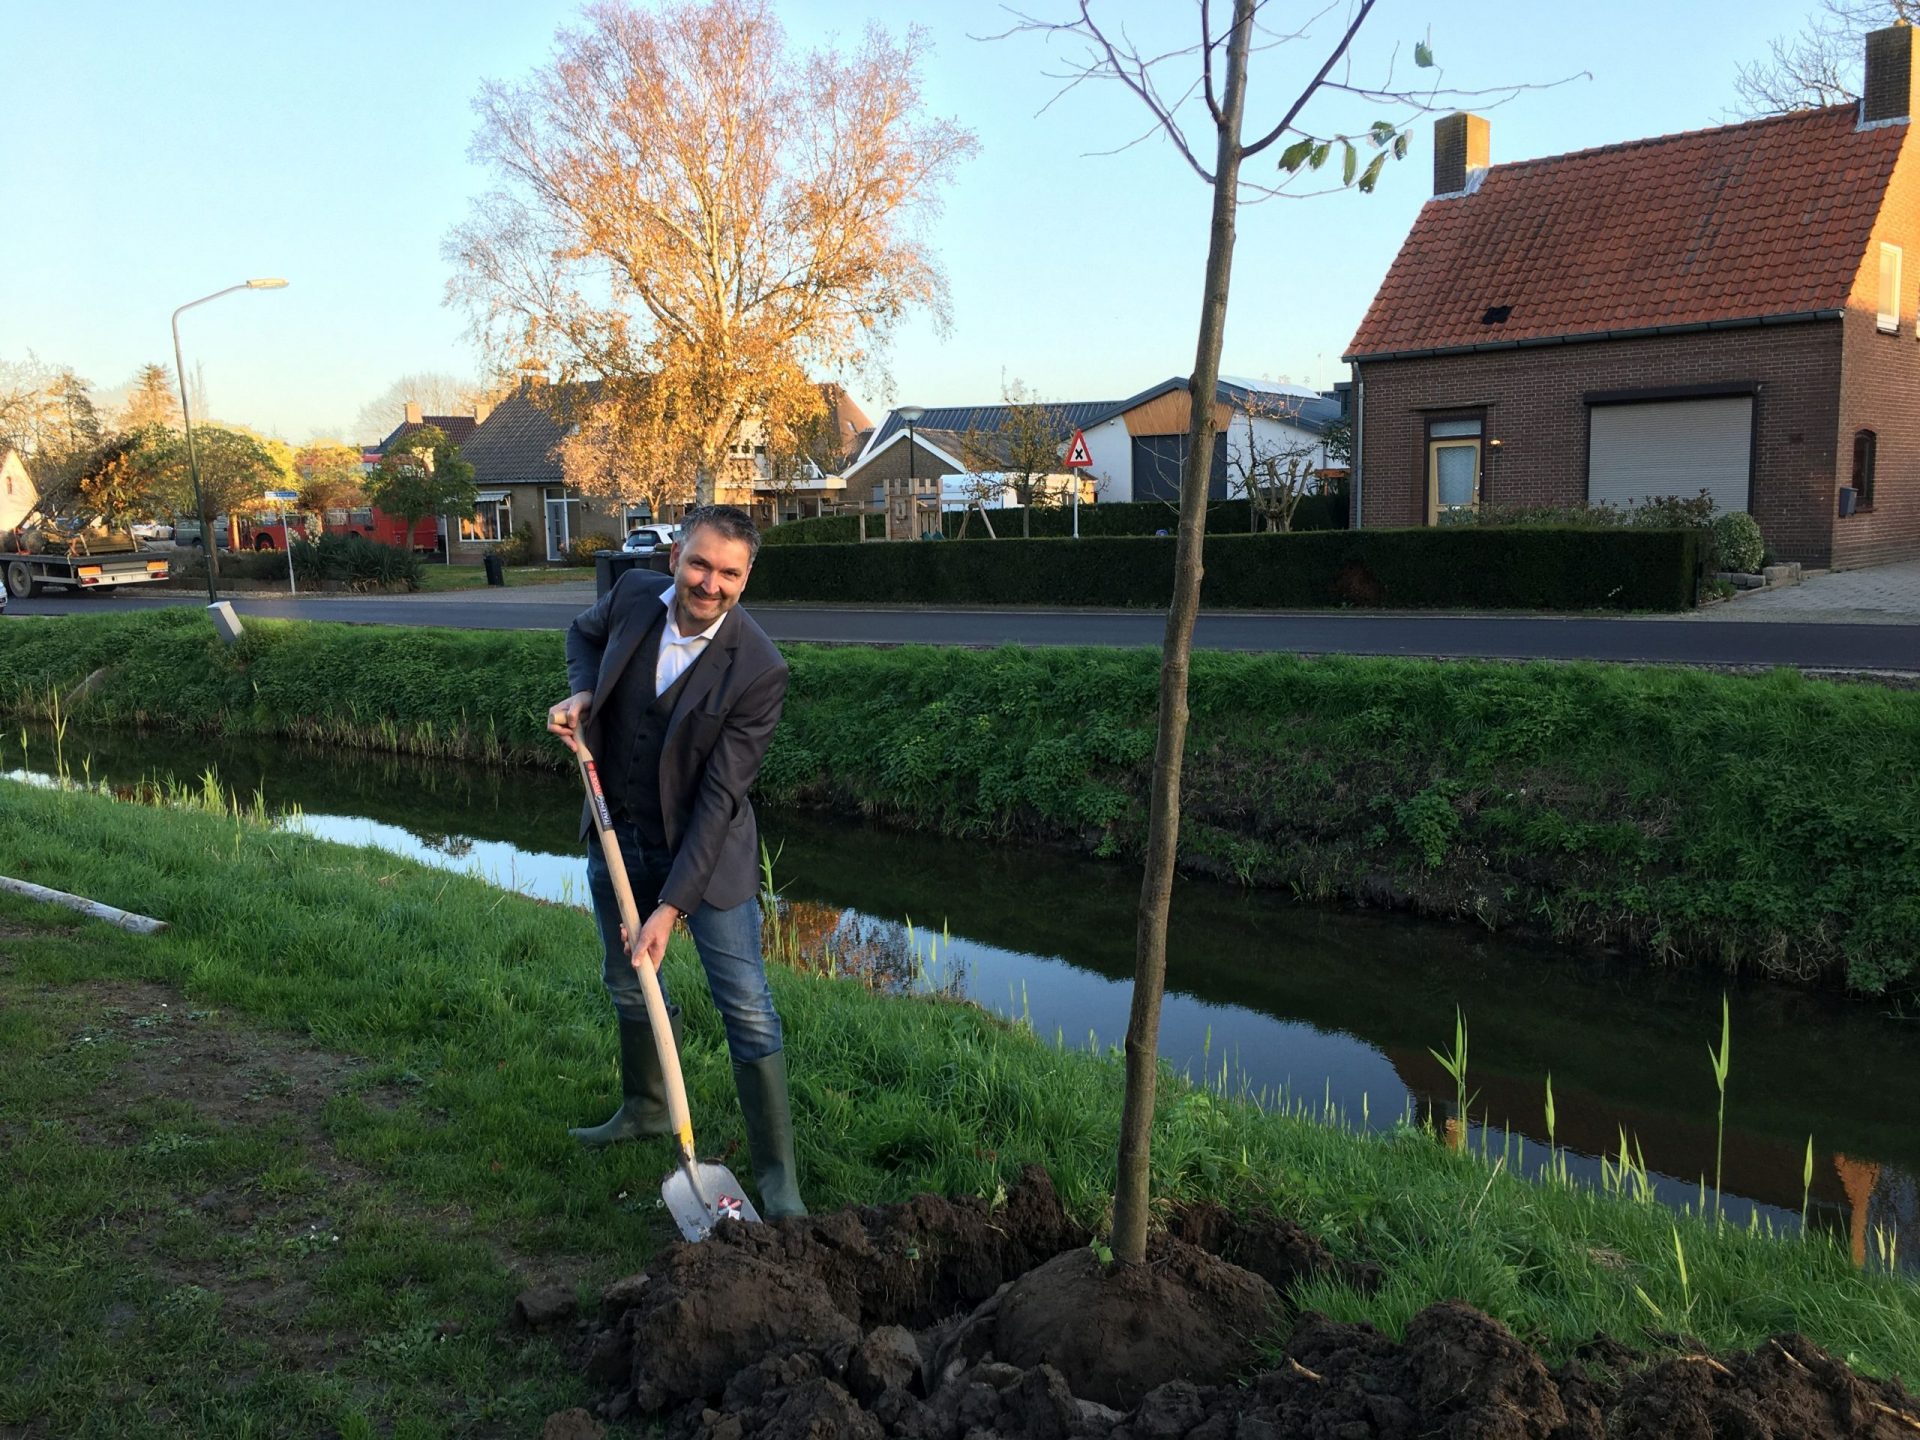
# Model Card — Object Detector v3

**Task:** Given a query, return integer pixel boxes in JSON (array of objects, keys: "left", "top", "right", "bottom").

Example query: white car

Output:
[{"left": 622, "top": 524, "right": 681, "bottom": 555}]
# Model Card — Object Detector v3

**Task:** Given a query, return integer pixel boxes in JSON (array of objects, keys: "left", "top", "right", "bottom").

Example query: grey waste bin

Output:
[
  {"left": 483, "top": 553, "right": 506, "bottom": 587},
  {"left": 594, "top": 549, "right": 647, "bottom": 597}
]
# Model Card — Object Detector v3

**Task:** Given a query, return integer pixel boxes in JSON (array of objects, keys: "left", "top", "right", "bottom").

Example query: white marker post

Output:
[{"left": 264, "top": 489, "right": 300, "bottom": 594}]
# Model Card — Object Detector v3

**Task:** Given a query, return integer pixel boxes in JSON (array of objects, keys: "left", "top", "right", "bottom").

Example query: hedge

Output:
[
  {"left": 762, "top": 513, "right": 883, "bottom": 546},
  {"left": 762, "top": 495, "right": 1347, "bottom": 548},
  {"left": 748, "top": 527, "right": 1701, "bottom": 611}
]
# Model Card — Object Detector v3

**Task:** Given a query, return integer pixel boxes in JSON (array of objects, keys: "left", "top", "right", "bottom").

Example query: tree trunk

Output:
[{"left": 1110, "top": 0, "right": 1254, "bottom": 1269}]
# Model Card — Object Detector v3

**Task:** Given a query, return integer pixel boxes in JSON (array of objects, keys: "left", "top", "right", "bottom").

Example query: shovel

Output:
[{"left": 572, "top": 736, "right": 761, "bottom": 1241}]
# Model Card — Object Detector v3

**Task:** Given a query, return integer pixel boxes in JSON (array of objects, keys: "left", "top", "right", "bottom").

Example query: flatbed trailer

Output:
[{"left": 4, "top": 548, "right": 171, "bottom": 598}]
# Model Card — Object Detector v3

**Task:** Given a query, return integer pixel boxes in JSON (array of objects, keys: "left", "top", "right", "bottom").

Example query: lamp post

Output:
[
  {"left": 896, "top": 404, "right": 924, "bottom": 540},
  {"left": 171, "top": 279, "right": 289, "bottom": 604}
]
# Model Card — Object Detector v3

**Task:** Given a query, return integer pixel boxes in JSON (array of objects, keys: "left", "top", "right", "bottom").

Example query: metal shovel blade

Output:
[{"left": 663, "top": 1159, "right": 762, "bottom": 1241}]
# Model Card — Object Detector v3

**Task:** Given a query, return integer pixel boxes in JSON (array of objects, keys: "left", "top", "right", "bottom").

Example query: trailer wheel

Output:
[
  {"left": 5, "top": 560, "right": 39, "bottom": 599},
  {"left": 254, "top": 535, "right": 275, "bottom": 551}
]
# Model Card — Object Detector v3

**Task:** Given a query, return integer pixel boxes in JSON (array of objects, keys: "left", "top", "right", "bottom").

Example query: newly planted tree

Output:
[
  {"left": 1005, "top": 1, "right": 1561, "bottom": 1266},
  {"left": 448, "top": 0, "right": 977, "bottom": 506},
  {"left": 960, "top": 379, "right": 1069, "bottom": 538}
]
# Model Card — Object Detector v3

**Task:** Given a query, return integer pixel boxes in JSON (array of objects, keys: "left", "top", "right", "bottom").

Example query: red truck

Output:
[{"left": 322, "top": 506, "right": 440, "bottom": 553}]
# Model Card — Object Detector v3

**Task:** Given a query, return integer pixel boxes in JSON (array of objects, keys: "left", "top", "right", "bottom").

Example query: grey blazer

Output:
[{"left": 565, "top": 568, "right": 790, "bottom": 914}]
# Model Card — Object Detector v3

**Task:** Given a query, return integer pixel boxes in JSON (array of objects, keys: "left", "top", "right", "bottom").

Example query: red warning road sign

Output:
[{"left": 1064, "top": 429, "right": 1093, "bottom": 467}]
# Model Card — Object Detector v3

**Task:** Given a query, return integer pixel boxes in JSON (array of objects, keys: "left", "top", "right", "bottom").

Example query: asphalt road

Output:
[{"left": 9, "top": 588, "right": 1919, "bottom": 670}]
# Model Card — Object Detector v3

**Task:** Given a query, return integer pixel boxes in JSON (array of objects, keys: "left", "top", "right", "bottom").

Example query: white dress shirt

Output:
[{"left": 655, "top": 585, "right": 726, "bottom": 695}]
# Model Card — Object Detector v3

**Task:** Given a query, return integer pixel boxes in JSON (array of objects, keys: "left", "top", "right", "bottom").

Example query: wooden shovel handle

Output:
[{"left": 572, "top": 737, "right": 698, "bottom": 1161}]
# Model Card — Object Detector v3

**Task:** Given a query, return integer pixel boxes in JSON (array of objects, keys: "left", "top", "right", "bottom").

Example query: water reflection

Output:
[{"left": 8, "top": 724, "right": 1918, "bottom": 1274}]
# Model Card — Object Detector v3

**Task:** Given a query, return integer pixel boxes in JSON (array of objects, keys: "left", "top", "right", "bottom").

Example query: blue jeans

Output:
[{"left": 585, "top": 822, "right": 784, "bottom": 1063}]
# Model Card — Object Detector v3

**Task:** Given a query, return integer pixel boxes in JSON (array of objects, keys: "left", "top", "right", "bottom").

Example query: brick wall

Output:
[
  {"left": 1356, "top": 322, "right": 1845, "bottom": 566},
  {"left": 1835, "top": 123, "right": 1920, "bottom": 569}
]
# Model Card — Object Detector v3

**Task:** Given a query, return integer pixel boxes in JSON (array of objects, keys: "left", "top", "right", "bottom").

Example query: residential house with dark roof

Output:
[
  {"left": 1344, "top": 22, "right": 1920, "bottom": 568},
  {"left": 456, "top": 382, "right": 631, "bottom": 563}
]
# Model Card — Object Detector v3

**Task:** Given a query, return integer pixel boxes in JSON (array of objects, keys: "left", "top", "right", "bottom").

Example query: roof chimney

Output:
[
  {"left": 404, "top": 400, "right": 423, "bottom": 425},
  {"left": 472, "top": 400, "right": 493, "bottom": 425},
  {"left": 1433, "top": 112, "right": 1490, "bottom": 198},
  {"left": 1861, "top": 23, "right": 1919, "bottom": 126}
]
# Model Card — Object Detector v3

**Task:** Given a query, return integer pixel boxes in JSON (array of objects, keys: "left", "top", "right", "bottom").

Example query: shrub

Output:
[
  {"left": 1713, "top": 512, "right": 1765, "bottom": 573},
  {"left": 497, "top": 522, "right": 536, "bottom": 566},
  {"left": 287, "top": 535, "right": 424, "bottom": 591},
  {"left": 750, "top": 527, "right": 1701, "bottom": 612},
  {"left": 566, "top": 532, "right": 620, "bottom": 566}
]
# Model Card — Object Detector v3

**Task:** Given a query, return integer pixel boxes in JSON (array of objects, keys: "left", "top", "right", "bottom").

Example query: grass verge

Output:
[
  {"left": 0, "top": 778, "right": 1916, "bottom": 1439},
  {"left": 0, "top": 608, "right": 1916, "bottom": 991}
]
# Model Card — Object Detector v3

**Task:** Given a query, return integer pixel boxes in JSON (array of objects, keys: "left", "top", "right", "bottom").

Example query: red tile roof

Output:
[{"left": 1345, "top": 105, "right": 1906, "bottom": 360}]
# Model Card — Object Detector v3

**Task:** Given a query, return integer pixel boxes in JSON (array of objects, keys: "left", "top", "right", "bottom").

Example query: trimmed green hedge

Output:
[
  {"left": 762, "top": 513, "right": 882, "bottom": 546},
  {"left": 750, "top": 527, "right": 1701, "bottom": 611},
  {"left": 941, "top": 494, "right": 1349, "bottom": 538},
  {"left": 764, "top": 496, "right": 1348, "bottom": 548}
]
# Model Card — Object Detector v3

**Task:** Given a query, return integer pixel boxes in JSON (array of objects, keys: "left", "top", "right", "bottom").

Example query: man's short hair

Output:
[{"left": 681, "top": 504, "right": 761, "bottom": 564}]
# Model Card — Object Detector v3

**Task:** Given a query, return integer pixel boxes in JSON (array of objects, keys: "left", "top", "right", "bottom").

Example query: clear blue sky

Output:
[{"left": 5, "top": 0, "right": 1822, "bottom": 443}]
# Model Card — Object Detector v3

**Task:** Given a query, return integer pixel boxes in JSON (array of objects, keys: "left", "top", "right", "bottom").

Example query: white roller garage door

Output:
[{"left": 1588, "top": 397, "right": 1752, "bottom": 514}]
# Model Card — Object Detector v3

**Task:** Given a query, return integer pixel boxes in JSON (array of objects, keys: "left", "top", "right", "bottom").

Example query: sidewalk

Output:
[{"left": 1692, "top": 559, "right": 1920, "bottom": 625}]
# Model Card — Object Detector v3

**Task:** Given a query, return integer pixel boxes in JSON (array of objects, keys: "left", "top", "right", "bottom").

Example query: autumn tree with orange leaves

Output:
[{"left": 447, "top": 0, "right": 976, "bottom": 507}]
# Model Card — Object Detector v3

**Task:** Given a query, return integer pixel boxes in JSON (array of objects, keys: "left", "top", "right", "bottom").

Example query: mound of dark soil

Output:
[
  {"left": 994, "top": 1239, "right": 1279, "bottom": 1408},
  {"left": 563, "top": 1170, "right": 1920, "bottom": 1440}
]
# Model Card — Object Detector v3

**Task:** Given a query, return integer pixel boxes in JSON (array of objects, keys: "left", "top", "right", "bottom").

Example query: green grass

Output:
[
  {"left": 0, "top": 777, "right": 1916, "bottom": 1439},
  {"left": 412, "top": 565, "right": 589, "bottom": 593},
  {"left": 0, "top": 608, "right": 1916, "bottom": 990}
]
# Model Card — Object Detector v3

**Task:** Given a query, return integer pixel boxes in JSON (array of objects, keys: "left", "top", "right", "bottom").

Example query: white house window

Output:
[
  {"left": 461, "top": 492, "right": 511, "bottom": 542},
  {"left": 1879, "top": 242, "right": 1902, "bottom": 333}
]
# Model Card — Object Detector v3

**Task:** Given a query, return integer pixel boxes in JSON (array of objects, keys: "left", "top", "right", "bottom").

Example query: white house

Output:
[{"left": 1073, "top": 377, "right": 1344, "bottom": 503}]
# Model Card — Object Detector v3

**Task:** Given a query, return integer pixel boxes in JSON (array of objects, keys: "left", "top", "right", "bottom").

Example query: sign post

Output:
[
  {"left": 1063, "top": 429, "right": 1094, "bottom": 538},
  {"left": 264, "top": 489, "right": 300, "bottom": 595}
]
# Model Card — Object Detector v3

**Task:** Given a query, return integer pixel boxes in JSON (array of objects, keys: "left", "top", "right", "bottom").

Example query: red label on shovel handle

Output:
[{"left": 584, "top": 759, "right": 614, "bottom": 833}]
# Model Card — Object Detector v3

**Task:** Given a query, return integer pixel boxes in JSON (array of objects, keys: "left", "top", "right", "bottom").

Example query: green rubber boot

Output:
[
  {"left": 570, "top": 1011, "right": 679, "bottom": 1148},
  {"left": 733, "top": 1050, "right": 807, "bottom": 1219}
]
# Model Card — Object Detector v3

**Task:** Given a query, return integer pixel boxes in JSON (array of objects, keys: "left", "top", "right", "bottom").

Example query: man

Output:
[{"left": 546, "top": 504, "right": 803, "bottom": 1218}]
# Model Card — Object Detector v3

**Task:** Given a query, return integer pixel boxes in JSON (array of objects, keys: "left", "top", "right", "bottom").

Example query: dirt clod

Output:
[{"left": 514, "top": 1285, "right": 579, "bottom": 1332}]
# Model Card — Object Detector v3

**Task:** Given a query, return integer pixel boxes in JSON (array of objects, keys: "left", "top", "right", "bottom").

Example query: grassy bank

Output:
[
  {"left": 1, "top": 608, "right": 1916, "bottom": 992},
  {"left": 1, "top": 780, "right": 1916, "bottom": 1438}
]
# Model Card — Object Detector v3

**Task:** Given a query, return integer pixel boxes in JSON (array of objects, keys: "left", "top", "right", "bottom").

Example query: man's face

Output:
[{"left": 669, "top": 525, "right": 753, "bottom": 628}]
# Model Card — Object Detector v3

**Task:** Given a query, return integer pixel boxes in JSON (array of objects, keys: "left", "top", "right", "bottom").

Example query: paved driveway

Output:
[{"left": 1696, "top": 559, "right": 1920, "bottom": 624}]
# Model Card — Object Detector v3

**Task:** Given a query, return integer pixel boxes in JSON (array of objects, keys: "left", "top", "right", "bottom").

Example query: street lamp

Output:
[
  {"left": 897, "top": 404, "right": 924, "bottom": 540},
  {"left": 170, "top": 279, "right": 289, "bottom": 605}
]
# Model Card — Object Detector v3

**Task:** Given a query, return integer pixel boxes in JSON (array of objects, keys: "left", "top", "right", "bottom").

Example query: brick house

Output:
[{"left": 1344, "top": 23, "right": 1920, "bottom": 568}]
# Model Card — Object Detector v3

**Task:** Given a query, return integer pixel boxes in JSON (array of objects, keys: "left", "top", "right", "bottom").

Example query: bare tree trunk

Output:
[{"left": 1110, "top": 0, "right": 1253, "bottom": 1269}]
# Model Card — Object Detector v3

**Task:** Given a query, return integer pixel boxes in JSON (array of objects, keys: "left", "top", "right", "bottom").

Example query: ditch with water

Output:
[{"left": 8, "top": 722, "right": 1917, "bottom": 1274}]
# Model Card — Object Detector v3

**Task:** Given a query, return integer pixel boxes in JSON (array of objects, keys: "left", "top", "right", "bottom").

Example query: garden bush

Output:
[
  {"left": 750, "top": 527, "right": 1701, "bottom": 611},
  {"left": 1714, "top": 512, "right": 1765, "bottom": 573},
  {"left": 497, "top": 522, "right": 536, "bottom": 566},
  {"left": 566, "top": 532, "right": 620, "bottom": 566},
  {"left": 288, "top": 535, "right": 424, "bottom": 591}
]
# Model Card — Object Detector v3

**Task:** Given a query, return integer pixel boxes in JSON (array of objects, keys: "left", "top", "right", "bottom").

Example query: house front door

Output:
[
  {"left": 545, "top": 496, "right": 571, "bottom": 561},
  {"left": 1427, "top": 439, "right": 1481, "bottom": 524}
]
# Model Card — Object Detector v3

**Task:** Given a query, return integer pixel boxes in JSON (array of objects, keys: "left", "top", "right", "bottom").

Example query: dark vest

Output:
[{"left": 601, "top": 613, "right": 698, "bottom": 847}]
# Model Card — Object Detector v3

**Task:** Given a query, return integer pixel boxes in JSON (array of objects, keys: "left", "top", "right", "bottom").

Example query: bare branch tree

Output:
[
  {"left": 1228, "top": 392, "right": 1326, "bottom": 533},
  {"left": 997, "top": 0, "right": 1555, "bottom": 1269},
  {"left": 960, "top": 378, "right": 1069, "bottom": 537},
  {"left": 1733, "top": 1, "right": 1919, "bottom": 115}
]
